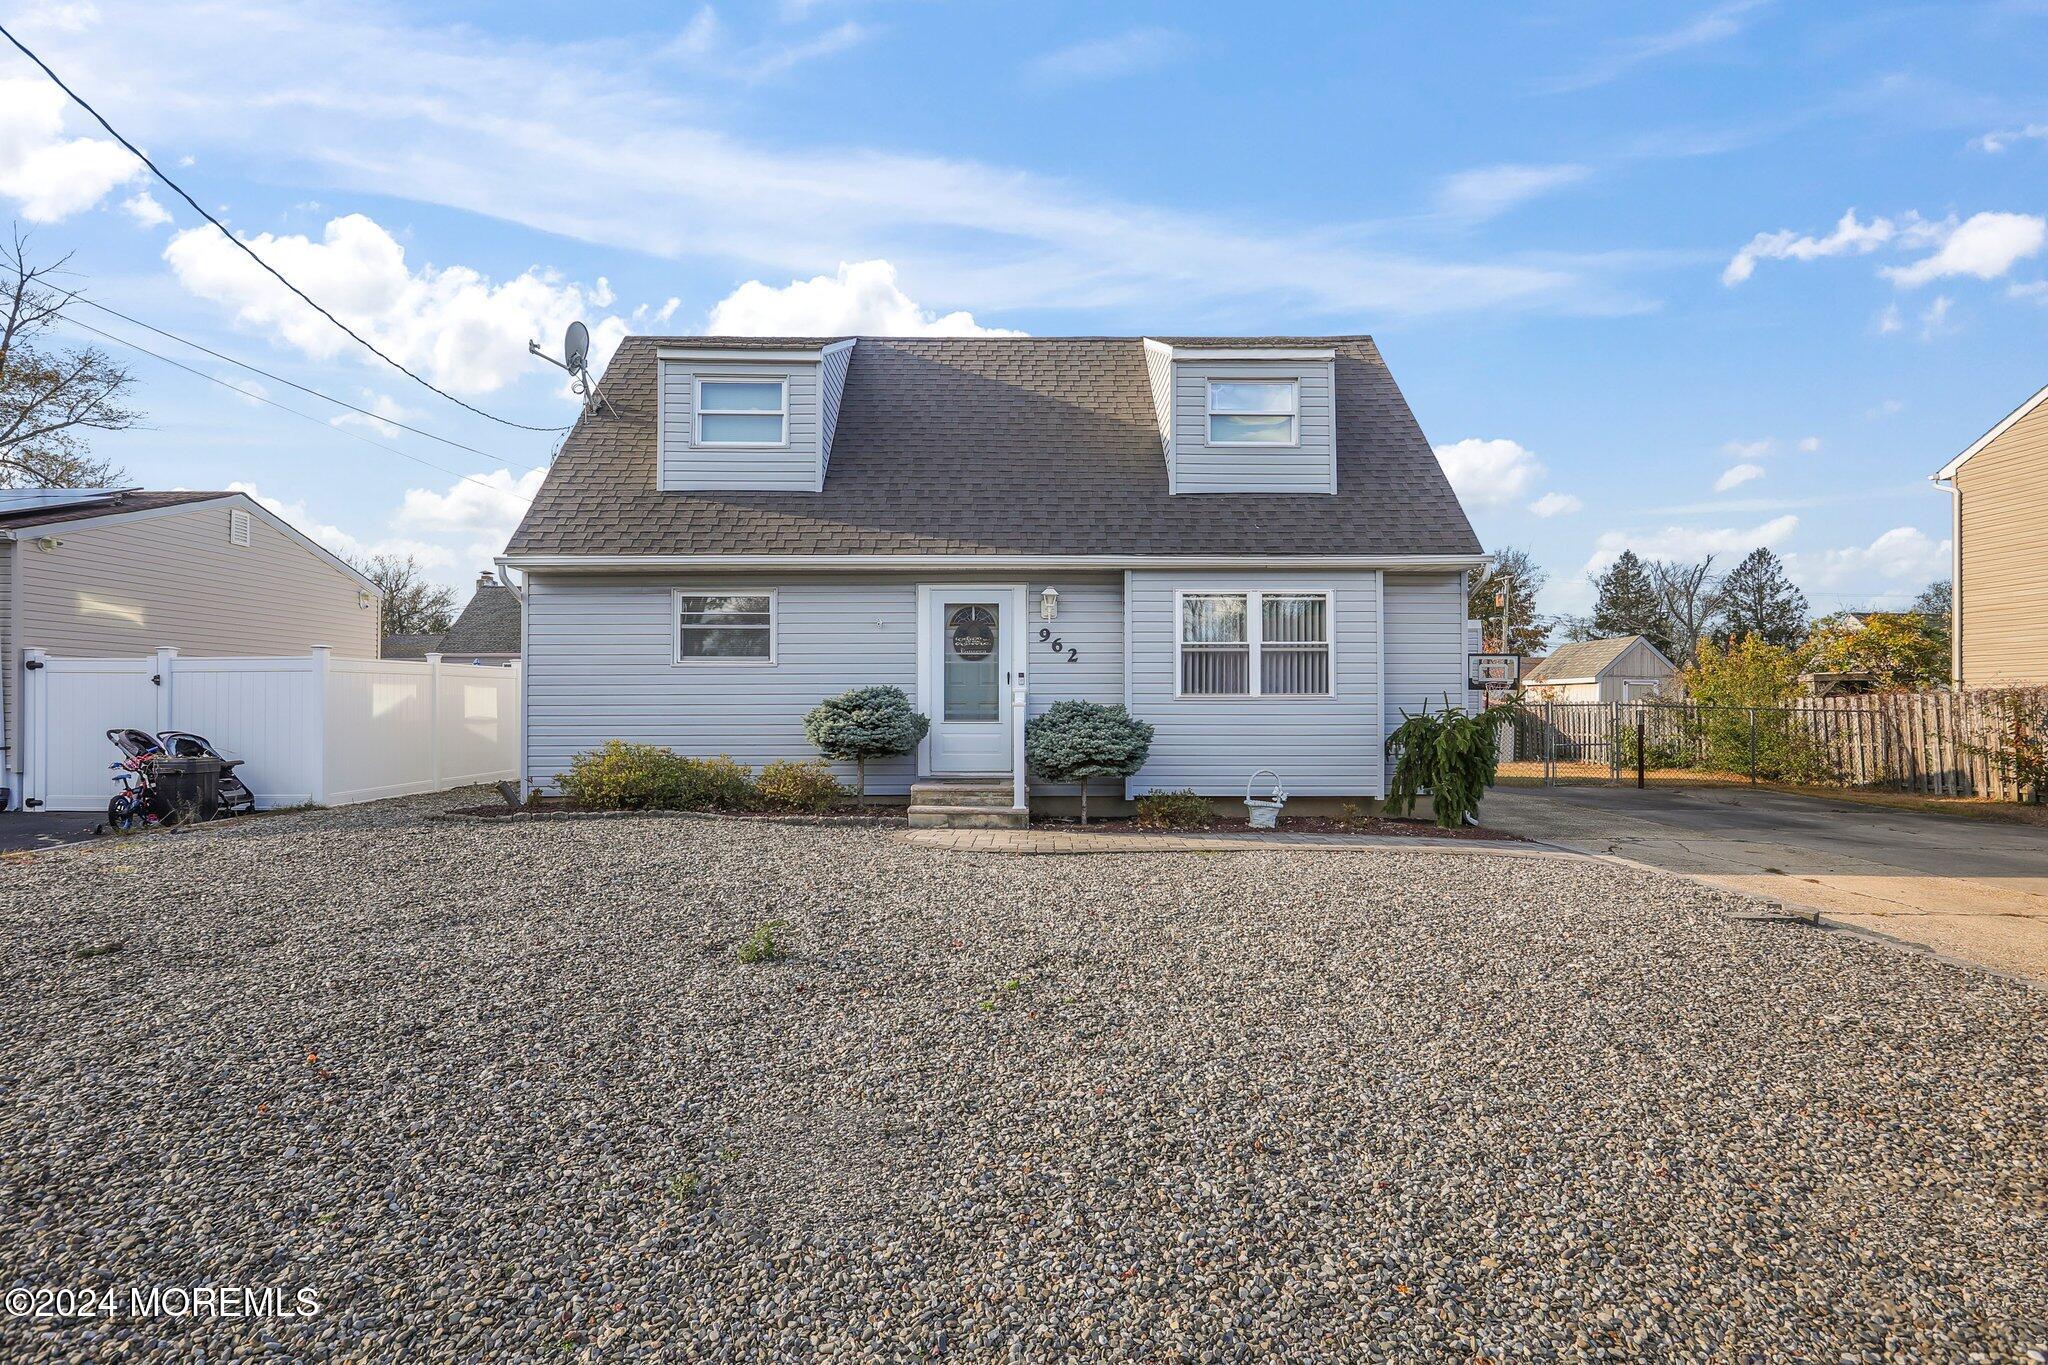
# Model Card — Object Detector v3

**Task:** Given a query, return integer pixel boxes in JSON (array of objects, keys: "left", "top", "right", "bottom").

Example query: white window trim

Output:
[
  {"left": 672, "top": 588, "right": 778, "bottom": 666},
  {"left": 693, "top": 375, "right": 789, "bottom": 449},
  {"left": 1173, "top": 588, "right": 1336, "bottom": 699},
  {"left": 1205, "top": 377, "right": 1300, "bottom": 449}
]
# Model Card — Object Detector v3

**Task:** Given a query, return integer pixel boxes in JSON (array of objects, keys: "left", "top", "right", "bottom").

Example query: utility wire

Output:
[
  {"left": 60, "top": 315, "right": 535, "bottom": 506},
  {"left": 71, "top": 296, "right": 547, "bottom": 473},
  {"left": 0, "top": 21, "right": 570, "bottom": 434}
]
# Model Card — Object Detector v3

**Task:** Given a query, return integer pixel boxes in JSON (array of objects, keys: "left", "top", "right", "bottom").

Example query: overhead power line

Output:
[
  {"left": 60, "top": 315, "right": 536, "bottom": 507},
  {"left": 0, "top": 21, "right": 570, "bottom": 435},
  {"left": 72, "top": 296, "right": 546, "bottom": 474}
]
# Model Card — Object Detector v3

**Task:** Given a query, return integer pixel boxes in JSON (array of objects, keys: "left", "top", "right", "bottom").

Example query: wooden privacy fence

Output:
[{"left": 1507, "top": 688, "right": 2047, "bottom": 801}]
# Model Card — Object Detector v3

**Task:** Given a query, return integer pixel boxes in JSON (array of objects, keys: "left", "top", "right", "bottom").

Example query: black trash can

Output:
[{"left": 152, "top": 755, "right": 223, "bottom": 824}]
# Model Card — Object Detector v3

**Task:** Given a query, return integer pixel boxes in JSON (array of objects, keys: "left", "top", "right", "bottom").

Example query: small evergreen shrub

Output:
[
  {"left": 1025, "top": 700, "right": 1154, "bottom": 824},
  {"left": 803, "top": 686, "right": 930, "bottom": 797},
  {"left": 1386, "top": 699, "right": 1505, "bottom": 828},
  {"left": 755, "top": 759, "right": 846, "bottom": 812},
  {"left": 1134, "top": 788, "right": 1212, "bottom": 830},
  {"left": 558, "top": 741, "right": 692, "bottom": 810}
]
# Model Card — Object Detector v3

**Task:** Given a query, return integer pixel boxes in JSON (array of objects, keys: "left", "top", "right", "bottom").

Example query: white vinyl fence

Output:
[{"left": 19, "top": 646, "right": 520, "bottom": 812}]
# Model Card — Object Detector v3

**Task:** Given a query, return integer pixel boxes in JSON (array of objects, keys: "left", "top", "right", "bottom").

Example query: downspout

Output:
[
  {"left": 0, "top": 531, "right": 13, "bottom": 808},
  {"left": 495, "top": 557, "right": 531, "bottom": 794},
  {"left": 1931, "top": 475, "right": 1960, "bottom": 689}
]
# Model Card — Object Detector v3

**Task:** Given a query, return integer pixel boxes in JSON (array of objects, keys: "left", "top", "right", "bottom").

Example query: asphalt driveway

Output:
[
  {"left": 0, "top": 811, "right": 102, "bottom": 854},
  {"left": 1484, "top": 783, "right": 2048, "bottom": 982}
]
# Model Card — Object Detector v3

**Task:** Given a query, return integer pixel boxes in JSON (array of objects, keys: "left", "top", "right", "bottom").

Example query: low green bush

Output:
[
  {"left": 737, "top": 919, "right": 787, "bottom": 964},
  {"left": 558, "top": 742, "right": 760, "bottom": 811},
  {"left": 558, "top": 740, "right": 692, "bottom": 810},
  {"left": 756, "top": 759, "right": 845, "bottom": 811},
  {"left": 1134, "top": 788, "right": 1211, "bottom": 830}
]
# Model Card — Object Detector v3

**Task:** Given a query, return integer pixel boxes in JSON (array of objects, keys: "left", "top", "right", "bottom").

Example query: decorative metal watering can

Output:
[{"left": 1244, "top": 768, "right": 1288, "bottom": 829}]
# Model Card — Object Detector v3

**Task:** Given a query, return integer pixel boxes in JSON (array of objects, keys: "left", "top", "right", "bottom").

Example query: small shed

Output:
[{"left": 1522, "top": 636, "right": 1676, "bottom": 704}]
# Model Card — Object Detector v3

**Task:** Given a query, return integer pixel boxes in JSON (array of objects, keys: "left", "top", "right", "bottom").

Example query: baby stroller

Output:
[
  {"left": 156, "top": 730, "right": 257, "bottom": 815},
  {"left": 104, "top": 727, "right": 171, "bottom": 833}
]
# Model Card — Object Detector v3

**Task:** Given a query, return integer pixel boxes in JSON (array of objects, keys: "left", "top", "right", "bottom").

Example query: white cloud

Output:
[
  {"left": 2009, "top": 280, "right": 2048, "bottom": 304},
  {"left": 1551, "top": 0, "right": 1771, "bottom": 92},
  {"left": 1023, "top": 27, "right": 1191, "bottom": 84},
  {"left": 120, "top": 190, "right": 172, "bottom": 228},
  {"left": 1796, "top": 436, "right": 1821, "bottom": 453},
  {"left": 1715, "top": 463, "right": 1765, "bottom": 492},
  {"left": 394, "top": 467, "right": 544, "bottom": 545},
  {"left": 662, "top": 8, "right": 872, "bottom": 83},
  {"left": 220, "top": 376, "right": 268, "bottom": 406},
  {"left": 1785, "top": 526, "right": 1951, "bottom": 594},
  {"left": 1883, "top": 212, "right": 2046, "bottom": 287},
  {"left": 1529, "top": 491, "right": 1582, "bottom": 518},
  {"left": 1583, "top": 513, "right": 1800, "bottom": 580},
  {"left": 329, "top": 390, "right": 412, "bottom": 439},
  {"left": 1722, "top": 209, "right": 1893, "bottom": 286},
  {"left": 1434, "top": 163, "right": 1591, "bottom": 221},
  {"left": 35, "top": 1, "right": 1625, "bottom": 321},
  {"left": 0, "top": 76, "right": 139, "bottom": 221},
  {"left": 1721, "top": 437, "right": 1774, "bottom": 460},
  {"left": 164, "top": 212, "right": 643, "bottom": 395},
  {"left": 1971, "top": 124, "right": 2048, "bottom": 153},
  {"left": 1865, "top": 398, "right": 1904, "bottom": 419},
  {"left": 1432, "top": 438, "right": 1547, "bottom": 510},
  {"left": 706, "top": 260, "right": 1024, "bottom": 336},
  {"left": 227, "top": 480, "right": 456, "bottom": 575},
  {"left": 1918, "top": 294, "right": 1955, "bottom": 339},
  {"left": 1874, "top": 303, "right": 1904, "bottom": 335}
]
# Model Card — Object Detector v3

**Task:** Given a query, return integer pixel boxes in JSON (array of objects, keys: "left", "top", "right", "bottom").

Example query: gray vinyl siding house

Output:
[
  {"left": 501, "top": 335, "right": 1486, "bottom": 815},
  {"left": 0, "top": 489, "right": 380, "bottom": 805}
]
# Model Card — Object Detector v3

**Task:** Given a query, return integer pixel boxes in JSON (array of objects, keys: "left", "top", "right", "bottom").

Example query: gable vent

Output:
[{"left": 229, "top": 507, "right": 252, "bottom": 547}]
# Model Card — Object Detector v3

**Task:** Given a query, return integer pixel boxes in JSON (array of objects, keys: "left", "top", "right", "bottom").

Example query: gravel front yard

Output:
[{"left": 1, "top": 792, "right": 2043, "bottom": 1360}]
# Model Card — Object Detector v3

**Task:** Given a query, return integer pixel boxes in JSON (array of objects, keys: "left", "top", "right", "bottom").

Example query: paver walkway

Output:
[{"left": 899, "top": 827, "right": 1569, "bottom": 858}]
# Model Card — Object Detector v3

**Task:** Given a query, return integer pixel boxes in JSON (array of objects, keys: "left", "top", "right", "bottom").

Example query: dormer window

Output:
[
  {"left": 1206, "top": 379, "right": 1298, "bottom": 447},
  {"left": 696, "top": 378, "right": 787, "bottom": 446}
]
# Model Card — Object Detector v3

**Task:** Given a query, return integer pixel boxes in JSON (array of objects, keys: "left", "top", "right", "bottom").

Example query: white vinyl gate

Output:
[{"left": 18, "top": 646, "right": 520, "bottom": 812}]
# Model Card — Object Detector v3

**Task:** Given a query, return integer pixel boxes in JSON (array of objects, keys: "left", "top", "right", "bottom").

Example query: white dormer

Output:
[
  {"left": 1142, "top": 340, "right": 1337, "bottom": 495},
  {"left": 657, "top": 340, "right": 855, "bottom": 492}
]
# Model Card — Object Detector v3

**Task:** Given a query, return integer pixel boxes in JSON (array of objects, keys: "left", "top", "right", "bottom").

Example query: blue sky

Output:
[{"left": 3, "top": 0, "right": 2044, "bottom": 620}]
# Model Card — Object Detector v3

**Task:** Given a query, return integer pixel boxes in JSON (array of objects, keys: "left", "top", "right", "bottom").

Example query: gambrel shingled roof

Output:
[{"left": 505, "top": 336, "right": 1482, "bottom": 559}]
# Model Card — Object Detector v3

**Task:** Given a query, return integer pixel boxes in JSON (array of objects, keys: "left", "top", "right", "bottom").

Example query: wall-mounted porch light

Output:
[{"left": 1039, "top": 586, "right": 1059, "bottom": 621}]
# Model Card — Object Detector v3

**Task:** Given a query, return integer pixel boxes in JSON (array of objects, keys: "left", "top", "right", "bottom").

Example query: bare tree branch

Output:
[{"left": 0, "top": 223, "right": 135, "bottom": 489}]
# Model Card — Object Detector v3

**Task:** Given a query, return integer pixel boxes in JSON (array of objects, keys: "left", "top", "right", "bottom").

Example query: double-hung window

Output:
[
  {"left": 676, "top": 592, "right": 775, "bottom": 663},
  {"left": 1178, "top": 590, "right": 1332, "bottom": 697},
  {"left": 1206, "top": 379, "right": 1298, "bottom": 446},
  {"left": 696, "top": 378, "right": 787, "bottom": 446}
]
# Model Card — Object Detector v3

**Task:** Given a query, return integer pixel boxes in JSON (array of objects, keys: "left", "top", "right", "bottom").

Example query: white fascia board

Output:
[
  {"left": 657, "top": 347, "right": 830, "bottom": 363},
  {"left": 1164, "top": 347, "right": 1336, "bottom": 361},
  {"left": 1936, "top": 380, "right": 2048, "bottom": 479},
  {"left": 503, "top": 552, "right": 1493, "bottom": 573}
]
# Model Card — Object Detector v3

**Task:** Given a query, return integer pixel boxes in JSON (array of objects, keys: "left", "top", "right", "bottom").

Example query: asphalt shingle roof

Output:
[
  {"left": 505, "top": 336, "right": 1481, "bottom": 559},
  {"left": 380, "top": 632, "right": 442, "bottom": 661},
  {"left": 0, "top": 489, "right": 233, "bottom": 531},
  {"left": 437, "top": 581, "right": 522, "bottom": 656},
  {"left": 1524, "top": 636, "right": 1657, "bottom": 683}
]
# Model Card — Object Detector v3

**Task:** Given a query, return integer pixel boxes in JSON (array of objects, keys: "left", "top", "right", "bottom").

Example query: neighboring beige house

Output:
[
  {"left": 1934, "top": 382, "right": 2048, "bottom": 688},
  {"left": 1521, "top": 635, "right": 1676, "bottom": 704},
  {"left": 0, "top": 489, "right": 379, "bottom": 806}
]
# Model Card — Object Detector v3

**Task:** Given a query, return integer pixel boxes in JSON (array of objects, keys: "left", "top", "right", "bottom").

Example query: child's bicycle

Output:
[{"left": 104, "top": 728, "right": 171, "bottom": 833}]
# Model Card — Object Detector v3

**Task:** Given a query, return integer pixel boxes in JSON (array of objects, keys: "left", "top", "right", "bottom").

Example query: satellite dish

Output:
[{"left": 563, "top": 321, "right": 590, "bottom": 373}]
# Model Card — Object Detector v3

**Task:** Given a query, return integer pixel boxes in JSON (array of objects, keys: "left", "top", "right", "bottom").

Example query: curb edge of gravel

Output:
[{"left": 428, "top": 809, "right": 907, "bottom": 829}]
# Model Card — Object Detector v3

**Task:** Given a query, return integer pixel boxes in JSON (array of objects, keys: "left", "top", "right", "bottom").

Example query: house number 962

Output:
[{"left": 1038, "top": 628, "right": 1079, "bottom": 663}]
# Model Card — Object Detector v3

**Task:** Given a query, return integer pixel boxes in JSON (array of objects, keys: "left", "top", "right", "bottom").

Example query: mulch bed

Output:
[{"left": 1033, "top": 815, "right": 1524, "bottom": 841}]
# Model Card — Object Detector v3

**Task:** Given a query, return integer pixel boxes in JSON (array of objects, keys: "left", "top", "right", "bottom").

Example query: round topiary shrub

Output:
[
  {"left": 1024, "top": 700, "right": 1154, "bottom": 823},
  {"left": 802, "top": 685, "right": 930, "bottom": 797}
]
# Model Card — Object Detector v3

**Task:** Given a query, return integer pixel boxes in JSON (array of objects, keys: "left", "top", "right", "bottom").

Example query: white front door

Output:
[{"left": 927, "top": 591, "right": 1013, "bottom": 775}]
